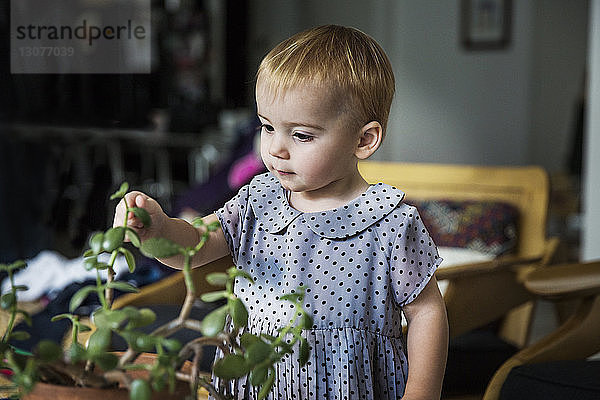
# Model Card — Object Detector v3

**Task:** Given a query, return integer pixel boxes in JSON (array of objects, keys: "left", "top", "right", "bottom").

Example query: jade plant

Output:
[{"left": 0, "top": 183, "right": 312, "bottom": 400}]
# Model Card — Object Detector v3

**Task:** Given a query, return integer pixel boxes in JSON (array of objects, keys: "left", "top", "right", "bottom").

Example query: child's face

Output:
[{"left": 256, "top": 81, "right": 363, "bottom": 198}]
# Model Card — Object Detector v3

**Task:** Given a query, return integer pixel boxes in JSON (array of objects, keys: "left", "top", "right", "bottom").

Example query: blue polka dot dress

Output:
[{"left": 214, "top": 172, "right": 442, "bottom": 400}]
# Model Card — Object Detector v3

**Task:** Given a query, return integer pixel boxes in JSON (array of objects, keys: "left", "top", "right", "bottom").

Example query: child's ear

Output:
[{"left": 355, "top": 121, "right": 383, "bottom": 159}]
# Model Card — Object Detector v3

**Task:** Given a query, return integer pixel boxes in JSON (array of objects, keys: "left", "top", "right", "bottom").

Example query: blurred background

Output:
[{"left": 0, "top": 0, "right": 598, "bottom": 265}]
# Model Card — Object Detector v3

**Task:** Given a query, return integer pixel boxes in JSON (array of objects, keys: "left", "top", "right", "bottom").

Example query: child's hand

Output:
[{"left": 113, "top": 191, "right": 167, "bottom": 242}]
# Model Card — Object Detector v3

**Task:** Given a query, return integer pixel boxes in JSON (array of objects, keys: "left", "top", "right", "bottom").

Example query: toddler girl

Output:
[{"left": 116, "top": 25, "right": 448, "bottom": 400}]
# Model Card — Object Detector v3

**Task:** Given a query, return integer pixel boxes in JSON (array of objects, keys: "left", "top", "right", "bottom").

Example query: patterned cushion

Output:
[{"left": 409, "top": 200, "right": 519, "bottom": 256}]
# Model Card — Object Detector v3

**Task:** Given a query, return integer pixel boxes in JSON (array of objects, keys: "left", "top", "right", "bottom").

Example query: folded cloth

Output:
[
  {"left": 1, "top": 250, "right": 129, "bottom": 301},
  {"left": 436, "top": 246, "right": 494, "bottom": 294}
]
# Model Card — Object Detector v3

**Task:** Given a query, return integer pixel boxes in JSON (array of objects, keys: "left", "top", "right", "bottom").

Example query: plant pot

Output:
[
  {"left": 22, "top": 380, "right": 192, "bottom": 400},
  {"left": 22, "top": 353, "right": 194, "bottom": 400}
]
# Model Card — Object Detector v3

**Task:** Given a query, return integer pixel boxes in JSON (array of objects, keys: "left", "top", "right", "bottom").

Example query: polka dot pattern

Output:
[{"left": 213, "top": 172, "right": 442, "bottom": 400}]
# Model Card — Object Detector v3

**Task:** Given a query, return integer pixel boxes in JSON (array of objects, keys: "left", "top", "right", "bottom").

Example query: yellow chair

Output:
[{"left": 358, "top": 161, "right": 558, "bottom": 346}]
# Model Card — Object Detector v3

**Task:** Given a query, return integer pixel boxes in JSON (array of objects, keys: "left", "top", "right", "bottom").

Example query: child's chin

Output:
[{"left": 274, "top": 176, "right": 296, "bottom": 191}]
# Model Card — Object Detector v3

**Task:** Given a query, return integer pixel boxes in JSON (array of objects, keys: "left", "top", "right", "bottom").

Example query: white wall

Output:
[
  {"left": 583, "top": 0, "right": 600, "bottom": 261},
  {"left": 380, "top": 1, "right": 533, "bottom": 165},
  {"left": 530, "top": 0, "right": 589, "bottom": 174},
  {"left": 248, "top": 0, "right": 587, "bottom": 169}
]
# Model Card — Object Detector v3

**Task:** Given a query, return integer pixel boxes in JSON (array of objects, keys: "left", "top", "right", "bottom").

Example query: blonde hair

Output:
[{"left": 256, "top": 25, "right": 395, "bottom": 134}]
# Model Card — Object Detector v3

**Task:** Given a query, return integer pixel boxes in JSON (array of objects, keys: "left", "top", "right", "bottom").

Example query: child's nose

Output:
[{"left": 268, "top": 133, "right": 289, "bottom": 159}]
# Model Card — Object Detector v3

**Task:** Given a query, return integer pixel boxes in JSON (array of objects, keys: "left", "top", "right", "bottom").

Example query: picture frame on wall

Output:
[{"left": 461, "top": 0, "right": 512, "bottom": 50}]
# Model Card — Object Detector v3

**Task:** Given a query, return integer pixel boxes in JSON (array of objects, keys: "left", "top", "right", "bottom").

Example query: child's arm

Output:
[
  {"left": 402, "top": 276, "right": 449, "bottom": 400},
  {"left": 113, "top": 191, "right": 230, "bottom": 270}
]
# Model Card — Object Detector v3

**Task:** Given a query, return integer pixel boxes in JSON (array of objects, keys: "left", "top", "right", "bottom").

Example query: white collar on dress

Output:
[{"left": 247, "top": 172, "right": 406, "bottom": 239}]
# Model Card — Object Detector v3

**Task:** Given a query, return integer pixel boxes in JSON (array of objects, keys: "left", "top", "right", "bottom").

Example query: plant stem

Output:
[
  {"left": 182, "top": 253, "right": 195, "bottom": 295},
  {"left": 198, "top": 376, "right": 229, "bottom": 400},
  {"left": 1, "top": 272, "right": 17, "bottom": 342},
  {"left": 193, "top": 232, "right": 209, "bottom": 253},
  {"left": 71, "top": 317, "right": 79, "bottom": 345},
  {"left": 118, "top": 348, "right": 138, "bottom": 368},
  {"left": 105, "top": 250, "right": 118, "bottom": 307},
  {"left": 96, "top": 269, "right": 108, "bottom": 309}
]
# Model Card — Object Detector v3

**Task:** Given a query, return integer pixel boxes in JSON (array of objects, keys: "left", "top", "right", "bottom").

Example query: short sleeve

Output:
[
  {"left": 390, "top": 207, "right": 442, "bottom": 306},
  {"left": 214, "top": 184, "right": 250, "bottom": 264}
]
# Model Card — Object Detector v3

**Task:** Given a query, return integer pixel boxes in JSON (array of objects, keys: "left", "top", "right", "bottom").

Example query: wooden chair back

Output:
[
  {"left": 358, "top": 161, "right": 549, "bottom": 257},
  {"left": 358, "top": 161, "right": 553, "bottom": 346}
]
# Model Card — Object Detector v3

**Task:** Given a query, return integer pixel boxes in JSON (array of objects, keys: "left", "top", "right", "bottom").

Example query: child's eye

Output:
[
  {"left": 259, "top": 123, "right": 275, "bottom": 133},
  {"left": 293, "top": 131, "right": 314, "bottom": 142}
]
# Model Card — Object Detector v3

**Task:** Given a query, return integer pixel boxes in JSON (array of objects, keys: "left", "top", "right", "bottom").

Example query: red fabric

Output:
[{"left": 409, "top": 200, "right": 519, "bottom": 256}]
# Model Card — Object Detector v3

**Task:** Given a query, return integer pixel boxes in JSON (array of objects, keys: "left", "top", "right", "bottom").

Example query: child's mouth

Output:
[{"left": 276, "top": 169, "right": 294, "bottom": 176}]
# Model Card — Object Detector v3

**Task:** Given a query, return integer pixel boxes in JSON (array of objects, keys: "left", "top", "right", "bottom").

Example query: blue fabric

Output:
[{"left": 213, "top": 172, "right": 442, "bottom": 400}]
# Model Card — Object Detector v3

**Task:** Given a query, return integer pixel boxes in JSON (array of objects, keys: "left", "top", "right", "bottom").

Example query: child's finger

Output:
[
  {"left": 116, "top": 193, "right": 143, "bottom": 228},
  {"left": 134, "top": 193, "right": 147, "bottom": 209},
  {"left": 118, "top": 191, "right": 162, "bottom": 236},
  {"left": 136, "top": 194, "right": 163, "bottom": 215},
  {"left": 127, "top": 215, "right": 143, "bottom": 229},
  {"left": 124, "top": 191, "right": 142, "bottom": 208}
]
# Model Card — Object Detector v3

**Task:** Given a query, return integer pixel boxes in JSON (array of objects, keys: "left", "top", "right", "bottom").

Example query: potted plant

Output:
[{"left": 0, "top": 183, "right": 311, "bottom": 400}]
